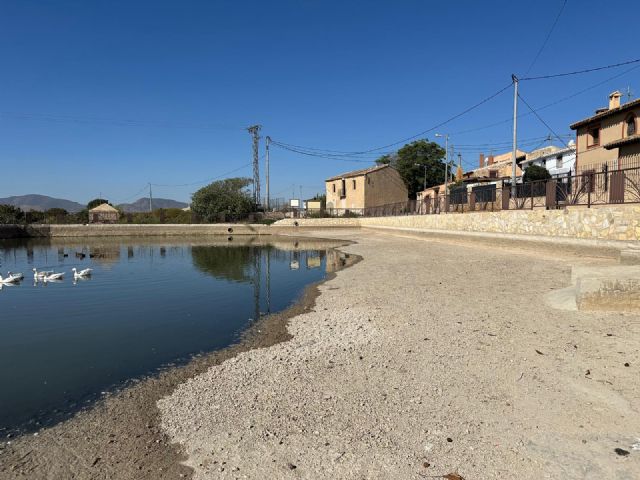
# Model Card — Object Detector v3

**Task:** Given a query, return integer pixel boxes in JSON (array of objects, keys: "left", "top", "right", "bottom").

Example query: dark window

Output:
[
  {"left": 352, "top": 179, "right": 356, "bottom": 189},
  {"left": 587, "top": 126, "right": 600, "bottom": 147},
  {"left": 626, "top": 114, "right": 637, "bottom": 137},
  {"left": 556, "top": 155, "right": 562, "bottom": 169},
  {"left": 332, "top": 184, "right": 335, "bottom": 192}
]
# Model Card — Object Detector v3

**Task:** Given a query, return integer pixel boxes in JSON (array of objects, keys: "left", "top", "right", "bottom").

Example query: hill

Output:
[
  {"left": 118, "top": 198, "right": 188, "bottom": 213},
  {"left": 0, "top": 194, "right": 84, "bottom": 213}
]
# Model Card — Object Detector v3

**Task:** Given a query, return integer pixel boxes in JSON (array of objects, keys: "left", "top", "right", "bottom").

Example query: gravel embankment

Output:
[{"left": 159, "top": 230, "right": 640, "bottom": 480}]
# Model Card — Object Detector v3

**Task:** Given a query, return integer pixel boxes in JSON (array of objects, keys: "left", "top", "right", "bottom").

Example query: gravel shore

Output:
[{"left": 159, "top": 229, "right": 640, "bottom": 479}]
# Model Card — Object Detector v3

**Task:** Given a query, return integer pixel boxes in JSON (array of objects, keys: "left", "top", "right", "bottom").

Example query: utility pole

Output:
[
  {"left": 265, "top": 135, "right": 271, "bottom": 211},
  {"left": 148, "top": 183, "right": 153, "bottom": 212},
  {"left": 444, "top": 145, "right": 452, "bottom": 193},
  {"left": 511, "top": 74, "right": 519, "bottom": 197},
  {"left": 247, "top": 125, "right": 261, "bottom": 206}
]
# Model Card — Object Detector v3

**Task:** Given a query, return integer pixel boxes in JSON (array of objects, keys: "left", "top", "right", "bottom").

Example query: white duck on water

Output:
[
  {"left": 71, "top": 267, "right": 93, "bottom": 278},
  {"left": 7, "top": 271, "right": 24, "bottom": 281},
  {"left": 0, "top": 274, "right": 20, "bottom": 284},
  {"left": 43, "top": 272, "right": 65, "bottom": 281},
  {"left": 32, "top": 268, "right": 54, "bottom": 280}
]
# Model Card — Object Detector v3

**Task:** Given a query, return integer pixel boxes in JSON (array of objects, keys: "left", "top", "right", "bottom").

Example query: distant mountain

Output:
[
  {"left": 118, "top": 197, "right": 189, "bottom": 213},
  {"left": 0, "top": 194, "right": 84, "bottom": 213}
]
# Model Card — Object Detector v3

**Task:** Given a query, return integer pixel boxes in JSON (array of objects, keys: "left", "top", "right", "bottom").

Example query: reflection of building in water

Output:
[
  {"left": 89, "top": 245, "right": 121, "bottom": 266},
  {"left": 325, "top": 249, "right": 349, "bottom": 273},
  {"left": 289, "top": 249, "right": 301, "bottom": 270},
  {"left": 306, "top": 256, "right": 321, "bottom": 269}
]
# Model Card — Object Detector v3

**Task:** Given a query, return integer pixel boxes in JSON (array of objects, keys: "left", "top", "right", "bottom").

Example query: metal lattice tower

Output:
[{"left": 247, "top": 125, "right": 261, "bottom": 205}]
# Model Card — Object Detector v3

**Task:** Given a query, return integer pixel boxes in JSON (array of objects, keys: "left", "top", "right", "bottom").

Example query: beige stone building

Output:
[
  {"left": 570, "top": 91, "right": 640, "bottom": 173},
  {"left": 464, "top": 150, "right": 526, "bottom": 181},
  {"left": 325, "top": 165, "right": 408, "bottom": 211},
  {"left": 89, "top": 203, "right": 120, "bottom": 224}
]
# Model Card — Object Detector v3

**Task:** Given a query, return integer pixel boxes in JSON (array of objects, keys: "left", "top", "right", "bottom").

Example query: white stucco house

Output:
[{"left": 520, "top": 142, "right": 576, "bottom": 177}]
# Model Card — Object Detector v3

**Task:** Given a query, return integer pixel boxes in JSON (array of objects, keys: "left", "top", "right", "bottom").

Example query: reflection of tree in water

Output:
[{"left": 191, "top": 246, "right": 264, "bottom": 284}]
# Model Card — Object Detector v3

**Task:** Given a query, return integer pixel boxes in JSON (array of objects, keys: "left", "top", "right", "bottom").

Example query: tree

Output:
[
  {"left": 376, "top": 139, "right": 447, "bottom": 198},
  {"left": 191, "top": 177, "right": 254, "bottom": 222},
  {"left": 87, "top": 198, "right": 110, "bottom": 210},
  {"left": 0, "top": 205, "right": 24, "bottom": 224},
  {"left": 523, "top": 164, "right": 552, "bottom": 183}
]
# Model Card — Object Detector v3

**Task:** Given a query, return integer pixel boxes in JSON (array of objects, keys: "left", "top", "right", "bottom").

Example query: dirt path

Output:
[{"left": 159, "top": 230, "right": 640, "bottom": 479}]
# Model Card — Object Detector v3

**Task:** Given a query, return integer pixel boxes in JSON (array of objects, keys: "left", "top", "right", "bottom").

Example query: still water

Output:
[{"left": 0, "top": 237, "right": 341, "bottom": 434}]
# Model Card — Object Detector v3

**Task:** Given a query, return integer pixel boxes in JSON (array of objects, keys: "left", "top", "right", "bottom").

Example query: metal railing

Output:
[{"left": 315, "top": 166, "right": 640, "bottom": 218}]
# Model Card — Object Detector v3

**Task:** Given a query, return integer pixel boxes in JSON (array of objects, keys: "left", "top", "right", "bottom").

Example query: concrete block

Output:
[{"left": 573, "top": 265, "right": 640, "bottom": 311}]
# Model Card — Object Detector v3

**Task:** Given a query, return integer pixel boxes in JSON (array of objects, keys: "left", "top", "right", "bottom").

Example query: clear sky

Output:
[{"left": 1, "top": 0, "right": 638, "bottom": 204}]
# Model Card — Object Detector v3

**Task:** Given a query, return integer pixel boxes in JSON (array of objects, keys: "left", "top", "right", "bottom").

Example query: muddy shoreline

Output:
[{"left": 0, "top": 239, "right": 359, "bottom": 480}]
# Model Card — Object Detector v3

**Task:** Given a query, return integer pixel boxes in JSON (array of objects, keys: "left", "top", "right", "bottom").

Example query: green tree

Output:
[
  {"left": 191, "top": 177, "right": 254, "bottom": 222},
  {"left": 87, "top": 198, "right": 110, "bottom": 210},
  {"left": 376, "top": 139, "right": 447, "bottom": 198},
  {"left": 0, "top": 205, "right": 25, "bottom": 224},
  {"left": 523, "top": 164, "right": 552, "bottom": 183}
]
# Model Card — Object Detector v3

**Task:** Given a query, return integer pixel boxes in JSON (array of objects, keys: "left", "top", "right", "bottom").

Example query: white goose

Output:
[
  {"left": 7, "top": 271, "right": 24, "bottom": 281},
  {"left": 72, "top": 267, "right": 93, "bottom": 278},
  {"left": 43, "top": 272, "right": 65, "bottom": 281},
  {"left": 32, "top": 268, "right": 54, "bottom": 280},
  {"left": 0, "top": 274, "right": 20, "bottom": 284}
]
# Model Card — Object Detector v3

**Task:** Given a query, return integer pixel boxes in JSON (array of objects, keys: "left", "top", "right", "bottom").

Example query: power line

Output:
[
  {"left": 523, "top": 0, "right": 567, "bottom": 76},
  {"left": 151, "top": 162, "right": 253, "bottom": 187},
  {"left": 271, "top": 82, "right": 514, "bottom": 155},
  {"left": 452, "top": 63, "right": 640, "bottom": 136},
  {"left": 0, "top": 111, "right": 245, "bottom": 131},
  {"left": 112, "top": 184, "right": 151, "bottom": 205},
  {"left": 517, "top": 92, "right": 570, "bottom": 148},
  {"left": 521, "top": 57, "right": 640, "bottom": 81}
]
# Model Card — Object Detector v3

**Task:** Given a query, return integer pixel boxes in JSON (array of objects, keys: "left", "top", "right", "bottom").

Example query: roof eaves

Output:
[{"left": 570, "top": 98, "right": 640, "bottom": 130}]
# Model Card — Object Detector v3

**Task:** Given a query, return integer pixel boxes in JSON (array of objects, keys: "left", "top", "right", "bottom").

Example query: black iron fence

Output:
[{"left": 315, "top": 166, "right": 640, "bottom": 218}]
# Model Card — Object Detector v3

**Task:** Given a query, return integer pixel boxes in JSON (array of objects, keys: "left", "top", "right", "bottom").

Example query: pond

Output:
[{"left": 0, "top": 236, "right": 346, "bottom": 435}]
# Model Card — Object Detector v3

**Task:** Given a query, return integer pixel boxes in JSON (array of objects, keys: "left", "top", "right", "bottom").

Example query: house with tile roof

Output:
[
  {"left": 89, "top": 203, "right": 120, "bottom": 224},
  {"left": 325, "top": 164, "right": 408, "bottom": 212},
  {"left": 570, "top": 91, "right": 640, "bottom": 173}
]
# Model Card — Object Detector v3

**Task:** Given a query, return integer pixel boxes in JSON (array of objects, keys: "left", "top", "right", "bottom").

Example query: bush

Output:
[{"left": 523, "top": 165, "right": 552, "bottom": 183}]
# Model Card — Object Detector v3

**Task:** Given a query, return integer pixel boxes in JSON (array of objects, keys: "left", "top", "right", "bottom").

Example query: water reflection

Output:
[{"left": 0, "top": 237, "right": 348, "bottom": 435}]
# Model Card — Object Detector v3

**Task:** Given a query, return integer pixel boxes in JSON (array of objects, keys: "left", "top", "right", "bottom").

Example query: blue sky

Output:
[{"left": 1, "top": 0, "right": 638, "bottom": 204}]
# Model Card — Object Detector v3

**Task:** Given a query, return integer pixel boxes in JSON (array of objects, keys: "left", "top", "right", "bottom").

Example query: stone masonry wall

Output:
[{"left": 275, "top": 205, "right": 640, "bottom": 242}]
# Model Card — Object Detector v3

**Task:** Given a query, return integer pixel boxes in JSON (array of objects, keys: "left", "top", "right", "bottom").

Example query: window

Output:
[
  {"left": 332, "top": 184, "right": 336, "bottom": 193},
  {"left": 587, "top": 126, "right": 600, "bottom": 147},
  {"left": 556, "top": 155, "right": 562, "bottom": 169},
  {"left": 352, "top": 179, "right": 356, "bottom": 190},
  {"left": 626, "top": 114, "right": 637, "bottom": 137}
]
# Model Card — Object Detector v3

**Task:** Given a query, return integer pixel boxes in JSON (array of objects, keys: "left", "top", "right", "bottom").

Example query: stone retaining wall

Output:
[
  {"left": 275, "top": 205, "right": 640, "bottom": 242},
  {"left": 0, "top": 223, "right": 276, "bottom": 238}
]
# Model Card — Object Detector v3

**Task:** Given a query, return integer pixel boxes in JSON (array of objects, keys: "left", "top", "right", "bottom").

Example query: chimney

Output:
[
  {"left": 609, "top": 91, "right": 622, "bottom": 110},
  {"left": 479, "top": 153, "right": 485, "bottom": 168},
  {"left": 488, "top": 155, "right": 494, "bottom": 166}
]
